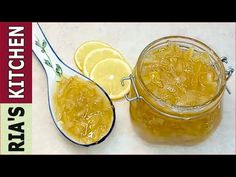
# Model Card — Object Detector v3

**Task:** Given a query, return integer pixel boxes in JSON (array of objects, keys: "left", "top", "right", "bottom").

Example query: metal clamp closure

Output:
[
  {"left": 121, "top": 74, "right": 142, "bottom": 102},
  {"left": 221, "top": 57, "right": 234, "bottom": 94}
]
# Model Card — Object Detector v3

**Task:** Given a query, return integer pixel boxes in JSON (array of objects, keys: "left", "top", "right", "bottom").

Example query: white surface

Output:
[{"left": 32, "top": 23, "right": 235, "bottom": 154}]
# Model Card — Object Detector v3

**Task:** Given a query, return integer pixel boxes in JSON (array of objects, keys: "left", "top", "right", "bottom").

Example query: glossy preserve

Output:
[
  {"left": 53, "top": 75, "right": 113, "bottom": 145},
  {"left": 130, "top": 40, "right": 226, "bottom": 145}
]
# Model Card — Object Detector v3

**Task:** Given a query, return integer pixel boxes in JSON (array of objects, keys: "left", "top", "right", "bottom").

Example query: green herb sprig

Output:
[{"left": 35, "top": 37, "right": 63, "bottom": 77}]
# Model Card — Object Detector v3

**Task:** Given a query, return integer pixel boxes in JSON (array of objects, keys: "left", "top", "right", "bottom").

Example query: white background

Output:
[{"left": 32, "top": 23, "right": 235, "bottom": 154}]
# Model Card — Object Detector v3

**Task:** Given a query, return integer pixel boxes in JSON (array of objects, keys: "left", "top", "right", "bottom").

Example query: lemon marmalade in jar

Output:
[{"left": 124, "top": 36, "right": 228, "bottom": 145}]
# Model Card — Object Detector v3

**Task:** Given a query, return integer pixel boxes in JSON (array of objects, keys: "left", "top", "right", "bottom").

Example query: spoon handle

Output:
[{"left": 32, "top": 23, "right": 63, "bottom": 78}]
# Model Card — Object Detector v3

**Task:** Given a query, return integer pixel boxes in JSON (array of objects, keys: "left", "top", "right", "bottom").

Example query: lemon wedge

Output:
[
  {"left": 90, "top": 58, "right": 132, "bottom": 100},
  {"left": 83, "top": 48, "right": 124, "bottom": 77},
  {"left": 74, "top": 41, "right": 111, "bottom": 71}
]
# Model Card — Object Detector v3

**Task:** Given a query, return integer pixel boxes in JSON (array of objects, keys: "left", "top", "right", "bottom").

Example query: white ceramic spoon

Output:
[{"left": 32, "top": 23, "right": 115, "bottom": 146}]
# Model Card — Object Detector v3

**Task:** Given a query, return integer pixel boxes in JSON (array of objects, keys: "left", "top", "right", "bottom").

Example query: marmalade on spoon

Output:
[{"left": 53, "top": 76, "right": 113, "bottom": 145}]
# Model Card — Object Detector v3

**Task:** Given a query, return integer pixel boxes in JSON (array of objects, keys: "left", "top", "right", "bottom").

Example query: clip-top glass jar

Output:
[{"left": 122, "top": 36, "right": 234, "bottom": 145}]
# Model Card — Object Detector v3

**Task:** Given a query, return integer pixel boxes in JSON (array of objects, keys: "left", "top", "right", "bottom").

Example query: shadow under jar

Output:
[{"left": 122, "top": 36, "right": 233, "bottom": 145}]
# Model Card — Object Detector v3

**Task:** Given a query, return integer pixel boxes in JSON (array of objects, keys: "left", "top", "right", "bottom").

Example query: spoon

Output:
[{"left": 32, "top": 23, "right": 115, "bottom": 146}]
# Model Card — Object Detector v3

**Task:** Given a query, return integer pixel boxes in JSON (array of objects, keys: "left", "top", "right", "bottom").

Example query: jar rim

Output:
[{"left": 136, "top": 35, "right": 226, "bottom": 113}]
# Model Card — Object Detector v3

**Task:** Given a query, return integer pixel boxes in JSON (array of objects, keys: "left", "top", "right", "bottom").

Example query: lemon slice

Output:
[
  {"left": 74, "top": 41, "right": 111, "bottom": 71},
  {"left": 90, "top": 58, "right": 132, "bottom": 100},
  {"left": 83, "top": 48, "right": 124, "bottom": 77}
]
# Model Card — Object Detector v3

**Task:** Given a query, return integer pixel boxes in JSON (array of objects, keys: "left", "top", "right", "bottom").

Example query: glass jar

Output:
[{"left": 121, "top": 36, "right": 234, "bottom": 145}]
